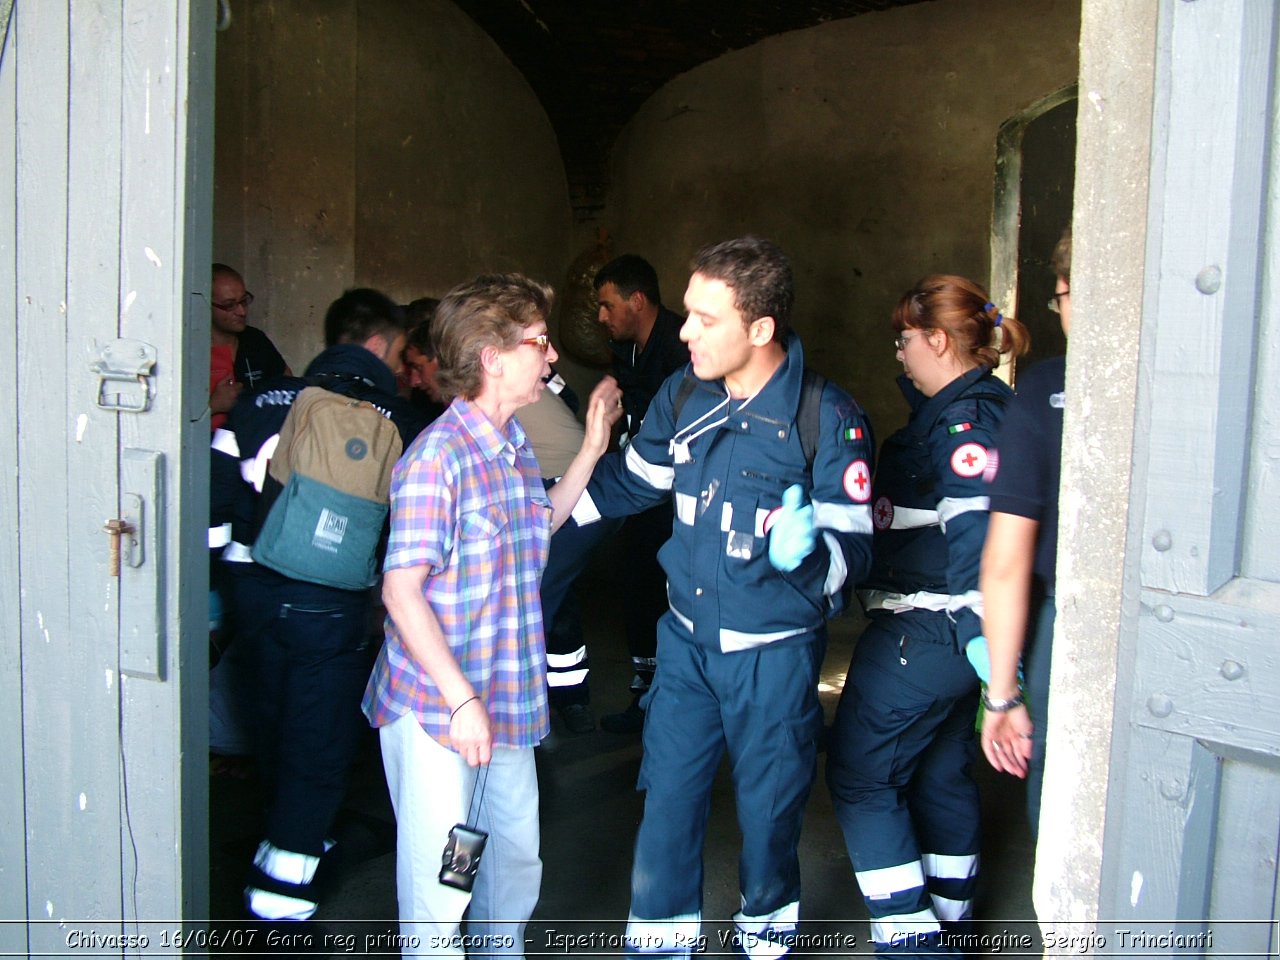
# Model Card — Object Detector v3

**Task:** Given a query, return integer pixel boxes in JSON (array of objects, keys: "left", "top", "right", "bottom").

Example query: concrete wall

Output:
[
  {"left": 600, "top": 0, "right": 1080, "bottom": 436},
  {"left": 213, "top": 0, "right": 572, "bottom": 372},
  {"left": 211, "top": 0, "right": 1078, "bottom": 422}
]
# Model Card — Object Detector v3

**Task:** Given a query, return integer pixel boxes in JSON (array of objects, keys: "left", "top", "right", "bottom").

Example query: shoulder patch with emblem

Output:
[
  {"left": 843, "top": 459, "right": 872, "bottom": 502},
  {"left": 873, "top": 495, "right": 894, "bottom": 530},
  {"left": 950, "top": 442, "right": 988, "bottom": 478}
]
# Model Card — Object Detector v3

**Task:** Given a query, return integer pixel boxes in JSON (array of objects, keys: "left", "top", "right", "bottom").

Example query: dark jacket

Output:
[{"left": 609, "top": 306, "right": 690, "bottom": 436}]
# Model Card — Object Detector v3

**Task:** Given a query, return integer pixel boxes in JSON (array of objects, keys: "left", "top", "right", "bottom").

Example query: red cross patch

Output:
[
  {"left": 950, "top": 442, "right": 988, "bottom": 478},
  {"left": 843, "top": 459, "right": 872, "bottom": 502},
  {"left": 873, "top": 495, "right": 894, "bottom": 530}
]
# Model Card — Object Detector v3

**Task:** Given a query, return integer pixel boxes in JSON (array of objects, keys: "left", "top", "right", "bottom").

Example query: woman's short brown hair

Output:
[
  {"left": 432, "top": 274, "right": 555, "bottom": 401},
  {"left": 891, "top": 274, "right": 1030, "bottom": 369}
]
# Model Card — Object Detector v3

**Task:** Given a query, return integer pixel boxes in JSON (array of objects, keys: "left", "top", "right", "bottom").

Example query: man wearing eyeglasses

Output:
[{"left": 210, "top": 263, "right": 291, "bottom": 424}]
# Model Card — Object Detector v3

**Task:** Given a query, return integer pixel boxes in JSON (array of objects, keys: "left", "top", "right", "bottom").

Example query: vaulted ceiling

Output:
[{"left": 450, "top": 0, "right": 932, "bottom": 219}]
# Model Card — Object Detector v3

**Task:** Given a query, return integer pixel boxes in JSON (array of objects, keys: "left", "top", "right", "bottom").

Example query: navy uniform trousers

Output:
[
  {"left": 826, "top": 610, "right": 981, "bottom": 953},
  {"left": 627, "top": 612, "right": 824, "bottom": 957},
  {"left": 233, "top": 564, "right": 375, "bottom": 919}
]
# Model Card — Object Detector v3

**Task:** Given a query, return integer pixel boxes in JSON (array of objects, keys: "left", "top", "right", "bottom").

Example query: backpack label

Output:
[{"left": 314, "top": 507, "right": 348, "bottom": 551}]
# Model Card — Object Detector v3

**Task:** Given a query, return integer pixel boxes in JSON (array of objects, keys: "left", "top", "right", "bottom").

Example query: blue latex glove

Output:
[
  {"left": 966, "top": 635, "right": 1024, "bottom": 685},
  {"left": 965, "top": 635, "right": 992, "bottom": 683},
  {"left": 768, "top": 484, "right": 816, "bottom": 573}
]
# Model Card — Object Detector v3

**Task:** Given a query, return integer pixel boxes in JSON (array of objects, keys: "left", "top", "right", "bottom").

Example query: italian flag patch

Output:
[
  {"left": 948, "top": 422, "right": 973, "bottom": 434},
  {"left": 843, "top": 426, "right": 864, "bottom": 441}
]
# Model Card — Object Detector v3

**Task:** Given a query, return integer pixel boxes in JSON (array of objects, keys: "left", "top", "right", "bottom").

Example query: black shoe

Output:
[
  {"left": 558, "top": 702, "right": 595, "bottom": 735},
  {"left": 601, "top": 700, "right": 645, "bottom": 734}
]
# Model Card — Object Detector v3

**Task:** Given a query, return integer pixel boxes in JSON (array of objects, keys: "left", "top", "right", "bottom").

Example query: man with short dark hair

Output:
[
  {"left": 591, "top": 254, "right": 690, "bottom": 732},
  {"left": 579, "top": 237, "right": 876, "bottom": 957},
  {"left": 211, "top": 287, "right": 427, "bottom": 923}
]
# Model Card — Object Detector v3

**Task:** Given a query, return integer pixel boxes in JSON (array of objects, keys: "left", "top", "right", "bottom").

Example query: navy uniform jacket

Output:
[
  {"left": 210, "top": 343, "right": 427, "bottom": 560},
  {"left": 860, "top": 366, "right": 1012, "bottom": 650},
  {"left": 579, "top": 334, "right": 875, "bottom": 652},
  {"left": 609, "top": 305, "right": 691, "bottom": 436}
]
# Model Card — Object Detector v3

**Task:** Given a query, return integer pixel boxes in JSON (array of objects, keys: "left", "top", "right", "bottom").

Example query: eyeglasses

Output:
[
  {"left": 519, "top": 333, "right": 551, "bottom": 353},
  {"left": 894, "top": 332, "right": 920, "bottom": 352},
  {"left": 213, "top": 292, "right": 254, "bottom": 312},
  {"left": 1048, "top": 288, "right": 1070, "bottom": 314}
]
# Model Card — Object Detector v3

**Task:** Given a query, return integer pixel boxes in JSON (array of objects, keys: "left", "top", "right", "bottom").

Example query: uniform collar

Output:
[
  {"left": 898, "top": 365, "right": 993, "bottom": 431},
  {"left": 304, "top": 342, "right": 397, "bottom": 396},
  {"left": 451, "top": 397, "right": 530, "bottom": 463},
  {"left": 739, "top": 331, "right": 805, "bottom": 420}
]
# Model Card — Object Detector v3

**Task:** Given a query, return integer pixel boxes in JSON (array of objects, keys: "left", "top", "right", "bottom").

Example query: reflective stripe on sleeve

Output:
[
  {"left": 821, "top": 531, "right": 848, "bottom": 596},
  {"left": 624, "top": 444, "right": 674, "bottom": 492},
  {"left": 813, "top": 500, "right": 873, "bottom": 535},
  {"left": 210, "top": 427, "right": 240, "bottom": 458},
  {"left": 936, "top": 495, "right": 989, "bottom": 531},
  {"left": 571, "top": 490, "right": 602, "bottom": 525},
  {"left": 887, "top": 505, "right": 939, "bottom": 530},
  {"left": 241, "top": 433, "right": 280, "bottom": 493}
]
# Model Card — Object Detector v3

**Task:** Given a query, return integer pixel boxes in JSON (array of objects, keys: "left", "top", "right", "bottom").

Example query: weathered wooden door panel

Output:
[
  {"left": 0, "top": 6, "right": 25, "bottom": 957},
  {"left": 2, "top": 0, "right": 213, "bottom": 949},
  {"left": 1100, "top": 0, "right": 1280, "bottom": 950}
]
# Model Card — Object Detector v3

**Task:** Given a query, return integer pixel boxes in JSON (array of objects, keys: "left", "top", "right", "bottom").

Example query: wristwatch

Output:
[{"left": 981, "top": 689, "right": 1025, "bottom": 712}]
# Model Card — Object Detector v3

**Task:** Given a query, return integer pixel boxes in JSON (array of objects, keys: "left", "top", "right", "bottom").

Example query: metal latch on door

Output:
[
  {"left": 91, "top": 338, "right": 157, "bottom": 413},
  {"left": 102, "top": 503, "right": 144, "bottom": 577}
]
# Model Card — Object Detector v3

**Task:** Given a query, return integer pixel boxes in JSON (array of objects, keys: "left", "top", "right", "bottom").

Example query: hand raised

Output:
[{"left": 768, "top": 484, "right": 816, "bottom": 572}]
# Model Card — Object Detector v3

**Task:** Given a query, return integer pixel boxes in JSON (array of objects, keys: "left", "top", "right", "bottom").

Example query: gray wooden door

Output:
[
  {"left": 0, "top": 1, "right": 213, "bottom": 952},
  {"left": 1098, "top": 0, "right": 1280, "bottom": 952}
]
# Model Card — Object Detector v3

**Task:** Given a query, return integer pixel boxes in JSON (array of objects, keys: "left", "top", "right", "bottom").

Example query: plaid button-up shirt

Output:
[{"left": 363, "top": 398, "right": 552, "bottom": 749}]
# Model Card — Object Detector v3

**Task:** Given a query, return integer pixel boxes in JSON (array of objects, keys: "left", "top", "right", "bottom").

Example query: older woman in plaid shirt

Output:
[{"left": 364, "top": 274, "right": 621, "bottom": 957}]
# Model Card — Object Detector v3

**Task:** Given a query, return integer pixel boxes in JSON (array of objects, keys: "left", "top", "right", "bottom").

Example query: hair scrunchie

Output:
[{"left": 983, "top": 301, "right": 1004, "bottom": 326}]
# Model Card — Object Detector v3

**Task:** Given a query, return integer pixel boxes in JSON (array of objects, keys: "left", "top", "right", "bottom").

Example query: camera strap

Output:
[{"left": 464, "top": 762, "right": 490, "bottom": 828}]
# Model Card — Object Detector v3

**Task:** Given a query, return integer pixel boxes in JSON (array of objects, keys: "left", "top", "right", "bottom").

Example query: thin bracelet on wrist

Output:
[{"left": 450, "top": 695, "right": 480, "bottom": 720}]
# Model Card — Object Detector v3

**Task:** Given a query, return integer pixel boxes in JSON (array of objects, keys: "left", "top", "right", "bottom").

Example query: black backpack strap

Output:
[
  {"left": 796, "top": 368, "right": 826, "bottom": 470},
  {"left": 670, "top": 370, "right": 700, "bottom": 426}
]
